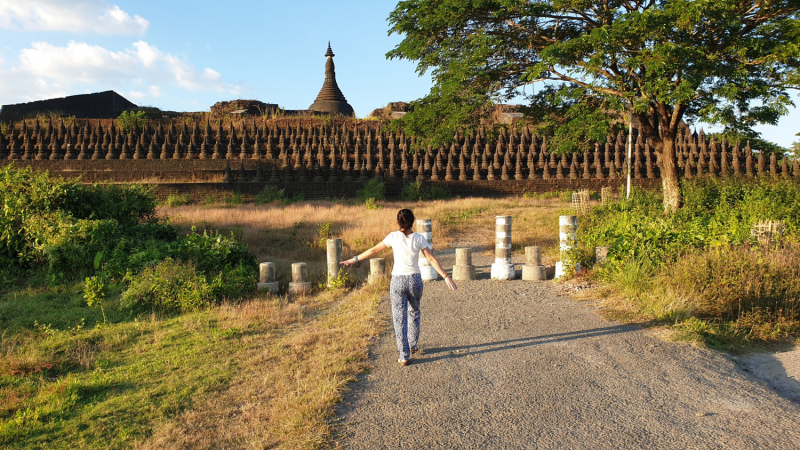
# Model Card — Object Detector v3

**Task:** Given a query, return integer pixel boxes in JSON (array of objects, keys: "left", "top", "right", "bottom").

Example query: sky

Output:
[{"left": 0, "top": 0, "right": 797, "bottom": 147}]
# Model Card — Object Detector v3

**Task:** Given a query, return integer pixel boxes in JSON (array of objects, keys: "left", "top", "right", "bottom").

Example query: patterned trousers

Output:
[{"left": 390, "top": 274, "right": 424, "bottom": 360}]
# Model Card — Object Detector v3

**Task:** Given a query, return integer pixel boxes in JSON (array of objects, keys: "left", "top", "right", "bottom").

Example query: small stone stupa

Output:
[{"left": 309, "top": 42, "right": 355, "bottom": 116}]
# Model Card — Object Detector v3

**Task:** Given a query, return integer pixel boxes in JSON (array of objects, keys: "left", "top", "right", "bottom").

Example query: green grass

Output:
[
  {"left": 582, "top": 178, "right": 800, "bottom": 350},
  {"left": 0, "top": 284, "right": 242, "bottom": 449}
]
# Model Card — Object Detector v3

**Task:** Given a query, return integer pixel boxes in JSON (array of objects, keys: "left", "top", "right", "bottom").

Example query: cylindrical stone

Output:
[
  {"left": 291, "top": 262, "right": 308, "bottom": 283},
  {"left": 596, "top": 246, "right": 610, "bottom": 265},
  {"left": 522, "top": 265, "right": 547, "bottom": 281},
  {"left": 491, "top": 215, "right": 515, "bottom": 280},
  {"left": 559, "top": 215, "right": 578, "bottom": 257},
  {"left": 326, "top": 239, "right": 342, "bottom": 283},
  {"left": 368, "top": 258, "right": 386, "bottom": 285},
  {"left": 455, "top": 248, "right": 473, "bottom": 266},
  {"left": 556, "top": 215, "right": 579, "bottom": 279},
  {"left": 416, "top": 218, "right": 439, "bottom": 281},
  {"left": 525, "top": 247, "right": 542, "bottom": 267},
  {"left": 259, "top": 262, "right": 276, "bottom": 283}
]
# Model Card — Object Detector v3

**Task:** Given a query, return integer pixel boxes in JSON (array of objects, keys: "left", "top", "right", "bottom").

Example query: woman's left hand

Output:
[
  {"left": 445, "top": 276, "right": 458, "bottom": 291},
  {"left": 340, "top": 258, "right": 356, "bottom": 266}
]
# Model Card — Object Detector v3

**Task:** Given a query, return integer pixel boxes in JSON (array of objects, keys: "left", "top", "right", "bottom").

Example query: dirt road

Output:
[{"left": 335, "top": 250, "right": 800, "bottom": 449}]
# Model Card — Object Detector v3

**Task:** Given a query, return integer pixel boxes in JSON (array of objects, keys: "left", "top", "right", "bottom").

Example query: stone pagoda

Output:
[{"left": 309, "top": 42, "right": 355, "bottom": 116}]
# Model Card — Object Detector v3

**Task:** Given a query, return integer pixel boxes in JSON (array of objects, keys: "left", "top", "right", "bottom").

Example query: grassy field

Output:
[{"left": 2, "top": 194, "right": 571, "bottom": 449}]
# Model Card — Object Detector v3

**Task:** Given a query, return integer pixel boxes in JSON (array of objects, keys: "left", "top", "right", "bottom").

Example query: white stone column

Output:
[
  {"left": 326, "top": 238, "right": 342, "bottom": 286},
  {"left": 452, "top": 248, "right": 476, "bottom": 281},
  {"left": 416, "top": 218, "right": 439, "bottom": 281},
  {"left": 368, "top": 258, "right": 386, "bottom": 285},
  {"left": 491, "top": 215, "right": 516, "bottom": 280},
  {"left": 555, "top": 215, "right": 579, "bottom": 279},
  {"left": 257, "top": 262, "right": 280, "bottom": 294},
  {"left": 288, "top": 262, "right": 311, "bottom": 295},
  {"left": 522, "top": 246, "right": 547, "bottom": 281}
]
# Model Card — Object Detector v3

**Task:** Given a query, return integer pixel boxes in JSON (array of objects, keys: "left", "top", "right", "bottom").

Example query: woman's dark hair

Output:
[{"left": 397, "top": 209, "right": 415, "bottom": 234}]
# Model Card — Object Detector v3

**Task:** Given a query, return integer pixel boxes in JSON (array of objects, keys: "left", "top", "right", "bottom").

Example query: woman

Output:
[{"left": 341, "top": 209, "right": 457, "bottom": 365}]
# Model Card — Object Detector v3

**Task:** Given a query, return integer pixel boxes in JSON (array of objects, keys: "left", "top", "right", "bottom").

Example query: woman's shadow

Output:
[{"left": 415, "top": 324, "right": 635, "bottom": 364}]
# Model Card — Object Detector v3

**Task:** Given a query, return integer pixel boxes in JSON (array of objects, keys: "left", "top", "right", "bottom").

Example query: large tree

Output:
[{"left": 388, "top": 0, "right": 800, "bottom": 212}]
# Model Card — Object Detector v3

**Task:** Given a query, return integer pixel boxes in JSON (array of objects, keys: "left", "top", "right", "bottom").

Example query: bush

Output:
[
  {"left": 0, "top": 166, "right": 158, "bottom": 271},
  {"left": 356, "top": 179, "right": 386, "bottom": 202},
  {"left": 400, "top": 180, "right": 451, "bottom": 201},
  {"left": 163, "top": 194, "right": 192, "bottom": 207},
  {"left": 254, "top": 185, "right": 287, "bottom": 204},
  {"left": 580, "top": 178, "right": 800, "bottom": 270},
  {"left": 121, "top": 259, "right": 215, "bottom": 313},
  {"left": 666, "top": 246, "right": 800, "bottom": 321}
]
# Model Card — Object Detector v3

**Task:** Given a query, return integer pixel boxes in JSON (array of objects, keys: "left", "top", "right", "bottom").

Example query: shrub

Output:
[
  {"left": 401, "top": 180, "right": 451, "bottom": 201},
  {"left": 223, "top": 193, "right": 244, "bottom": 205},
  {"left": 665, "top": 246, "right": 800, "bottom": 321},
  {"left": 356, "top": 179, "right": 386, "bottom": 202},
  {"left": 116, "top": 110, "right": 147, "bottom": 133},
  {"left": 580, "top": 178, "right": 800, "bottom": 271},
  {"left": 121, "top": 259, "right": 215, "bottom": 313},
  {"left": 163, "top": 194, "right": 192, "bottom": 207},
  {"left": 23, "top": 212, "right": 121, "bottom": 276},
  {"left": 254, "top": 185, "right": 287, "bottom": 204},
  {"left": 208, "top": 264, "right": 257, "bottom": 300}
]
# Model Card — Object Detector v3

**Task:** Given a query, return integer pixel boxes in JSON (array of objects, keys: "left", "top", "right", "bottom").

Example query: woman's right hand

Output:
[{"left": 445, "top": 276, "right": 458, "bottom": 291}]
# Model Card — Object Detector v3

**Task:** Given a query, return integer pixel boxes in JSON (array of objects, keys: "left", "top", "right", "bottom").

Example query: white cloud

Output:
[
  {"left": 0, "top": 40, "right": 238, "bottom": 103},
  {"left": 0, "top": 0, "right": 149, "bottom": 35}
]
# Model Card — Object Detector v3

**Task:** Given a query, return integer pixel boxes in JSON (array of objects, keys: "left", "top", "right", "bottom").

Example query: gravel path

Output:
[{"left": 334, "top": 250, "right": 800, "bottom": 449}]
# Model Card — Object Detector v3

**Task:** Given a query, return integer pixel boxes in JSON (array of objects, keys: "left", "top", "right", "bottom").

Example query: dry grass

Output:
[
  {"left": 159, "top": 196, "right": 571, "bottom": 279},
  {"left": 137, "top": 283, "right": 387, "bottom": 449}
]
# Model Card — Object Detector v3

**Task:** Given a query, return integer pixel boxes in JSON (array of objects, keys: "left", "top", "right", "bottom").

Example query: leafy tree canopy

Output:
[{"left": 388, "top": 0, "right": 800, "bottom": 211}]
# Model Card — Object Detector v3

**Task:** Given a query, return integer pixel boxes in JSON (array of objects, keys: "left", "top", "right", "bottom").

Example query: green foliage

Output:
[
  {"left": 356, "top": 179, "right": 386, "bottom": 202},
  {"left": 121, "top": 259, "right": 216, "bottom": 313},
  {"left": 580, "top": 178, "right": 800, "bottom": 270},
  {"left": 666, "top": 246, "right": 800, "bottom": 322},
  {"left": 254, "top": 185, "right": 287, "bottom": 204},
  {"left": 223, "top": 192, "right": 244, "bottom": 205},
  {"left": 400, "top": 180, "right": 451, "bottom": 201},
  {"left": 583, "top": 178, "right": 800, "bottom": 345},
  {"left": 388, "top": 0, "right": 800, "bottom": 209},
  {"left": 364, "top": 198, "right": 381, "bottom": 210},
  {"left": 121, "top": 259, "right": 256, "bottom": 314},
  {"left": 116, "top": 110, "right": 147, "bottom": 133},
  {"left": 163, "top": 194, "right": 193, "bottom": 207},
  {"left": 314, "top": 221, "right": 333, "bottom": 249}
]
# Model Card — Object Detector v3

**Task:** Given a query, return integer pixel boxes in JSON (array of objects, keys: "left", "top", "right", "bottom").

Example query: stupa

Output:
[{"left": 309, "top": 43, "right": 355, "bottom": 116}]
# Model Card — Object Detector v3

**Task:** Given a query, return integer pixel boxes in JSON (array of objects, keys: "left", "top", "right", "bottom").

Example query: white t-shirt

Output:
[{"left": 382, "top": 231, "right": 431, "bottom": 276}]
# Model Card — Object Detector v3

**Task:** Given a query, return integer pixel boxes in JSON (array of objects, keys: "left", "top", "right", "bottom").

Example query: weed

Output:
[
  {"left": 223, "top": 193, "right": 244, "bottom": 206},
  {"left": 365, "top": 198, "right": 381, "bottom": 210},
  {"left": 254, "top": 185, "right": 287, "bottom": 204},
  {"left": 356, "top": 179, "right": 386, "bottom": 203},
  {"left": 163, "top": 194, "right": 192, "bottom": 207}
]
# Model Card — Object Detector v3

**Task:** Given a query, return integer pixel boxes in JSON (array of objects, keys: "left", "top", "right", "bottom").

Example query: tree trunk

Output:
[{"left": 659, "top": 137, "right": 682, "bottom": 213}]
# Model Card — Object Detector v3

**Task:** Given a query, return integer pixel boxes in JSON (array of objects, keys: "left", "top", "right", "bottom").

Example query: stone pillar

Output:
[
  {"left": 257, "top": 262, "right": 280, "bottom": 294},
  {"left": 368, "top": 258, "right": 386, "bottom": 285},
  {"left": 555, "top": 215, "right": 579, "bottom": 279},
  {"left": 595, "top": 246, "right": 610, "bottom": 265},
  {"left": 288, "top": 262, "right": 312, "bottom": 295},
  {"left": 452, "top": 248, "right": 476, "bottom": 281},
  {"left": 491, "top": 216, "right": 516, "bottom": 280},
  {"left": 416, "top": 218, "right": 439, "bottom": 281},
  {"left": 326, "top": 239, "right": 342, "bottom": 286},
  {"left": 522, "top": 246, "right": 547, "bottom": 281}
]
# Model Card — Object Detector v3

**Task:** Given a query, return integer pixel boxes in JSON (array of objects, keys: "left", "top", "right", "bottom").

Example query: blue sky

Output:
[{"left": 0, "top": 0, "right": 797, "bottom": 147}]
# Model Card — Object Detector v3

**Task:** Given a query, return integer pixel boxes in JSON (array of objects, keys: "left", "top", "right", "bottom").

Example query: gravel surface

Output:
[{"left": 334, "top": 250, "right": 800, "bottom": 449}]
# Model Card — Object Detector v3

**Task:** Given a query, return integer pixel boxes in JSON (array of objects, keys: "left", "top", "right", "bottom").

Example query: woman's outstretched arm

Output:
[
  {"left": 421, "top": 247, "right": 457, "bottom": 290},
  {"left": 340, "top": 242, "right": 388, "bottom": 266}
]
